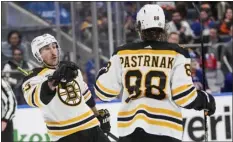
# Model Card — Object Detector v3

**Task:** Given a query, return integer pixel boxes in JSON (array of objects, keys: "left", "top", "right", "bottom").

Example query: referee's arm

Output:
[{"left": 1, "top": 79, "right": 17, "bottom": 122}]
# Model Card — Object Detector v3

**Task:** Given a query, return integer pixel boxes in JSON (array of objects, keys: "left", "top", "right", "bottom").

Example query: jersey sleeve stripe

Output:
[
  {"left": 34, "top": 85, "right": 43, "bottom": 108},
  {"left": 82, "top": 89, "right": 89, "bottom": 96},
  {"left": 172, "top": 84, "right": 193, "bottom": 96},
  {"left": 94, "top": 88, "right": 111, "bottom": 101},
  {"left": 27, "top": 90, "right": 36, "bottom": 107},
  {"left": 175, "top": 89, "right": 197, "bottom": 106},
  {"left": 117, "top": 50, "right": 178, "bottom": 56},
  {"left": 31, "top": 88, "right": 38, "bottom": 107},
  {"left": 118, "top": 114, "right": 183, "bottom": 132},
  {"left": 82, "top": 89, "right": 91, "bottom": 100},
  {"left": 45, "top": 110, "right": 94, "bottom": 126},
  {"left": 96, "top": 81, "right": 119, "bottom": 95},
  {"left": 118, "top": 104, "right": 182, "bottom": 118},
  {"left": 94, "top": 83, "right": 118, "bottom": 98},
  {"left": 84, "top": 91, "right": 91, "bottom": 101},
  {"left": 172, "top": 87, "right": 195, "bottom": 101}
]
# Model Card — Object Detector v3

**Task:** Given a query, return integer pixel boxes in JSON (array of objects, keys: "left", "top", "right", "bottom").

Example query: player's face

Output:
[{"left": 40, "top": 43, "right": 59, "bottom": 67}]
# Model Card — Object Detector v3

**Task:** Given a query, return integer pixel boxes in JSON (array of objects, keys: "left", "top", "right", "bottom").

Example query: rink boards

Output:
[{"left": 14, "top": 93, "right": 232, "bottom": 141}]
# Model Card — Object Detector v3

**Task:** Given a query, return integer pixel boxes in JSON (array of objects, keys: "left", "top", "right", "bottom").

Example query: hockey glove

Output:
[
  {"left": 97, "top": 109, "right": 111, "bottom": 133},
  {"left": 195, "top": 90, "right": 216, "bottom": 116},
  {"left": 48, "top": 61, "right": 79, "bottom": 87}
]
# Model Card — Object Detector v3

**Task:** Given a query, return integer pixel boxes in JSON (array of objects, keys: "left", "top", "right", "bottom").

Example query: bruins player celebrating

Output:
[
  {"left": 22, "top": 34, "right": 110, "bottom": 142},
  {"left": 95, "top": 4, "right": 216, "bottom": 142}
]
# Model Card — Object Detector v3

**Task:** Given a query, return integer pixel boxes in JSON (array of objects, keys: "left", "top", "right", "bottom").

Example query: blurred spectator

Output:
[
  {"left": 97, "top": 2, "right": 107, "bottom": 19},
  {"left": 196, "top": 43, "right": 223, "bottom": 71},
  {"left": 221, "top": 25, "right": 232, "bottom": 75},
  {"left": 199, "top": 27, "right": 224, "bottom": 43},
  {"left": 98, "top": 15, "right": 109, "bottom": 57},
  {"left": 156, "top": 2, "right": 175, "bottom": 10},
  {"left": 124, "top": 16, "right": 138, "bottom": 43},
  {"left": 80, "top": 15, "right": 93, "bottom": 47},
  {"left": 167, "top": 10, "right": 194, "bottom": 44},
  {"left": 2, "top": 48, "right": 33, "bottom": 105},
  {"left": 219, "top": 8, "right": 232, "bottom": 35},
  {"left": 176, "top": 2, "right": 188, "bottom": 19},
  {"left": 221, "top": 73, "right": 232, "bottom": 92},
  {"left": 167, "top": 32, "right": 180, "bottom": 44},
  {"left": 200, "top": 3, "right": 214, "bottom": 20},
  {"left": 124, "top": 2, "right": 137, "bottom": 19},
  {"left": 216, "top": 2, "right": 230, "bottom": 20},
  {"left": 189, "top": 51, "right": 211, "bottom": 92},
  {"left": 191, "top": 10, "right": 216, "bottom": 37},
  {"left": 1, "top": 30, "right": 27, "bottom": 62},
  {"left": 156, "top": 2, "right": 175, "bottom": 20}
]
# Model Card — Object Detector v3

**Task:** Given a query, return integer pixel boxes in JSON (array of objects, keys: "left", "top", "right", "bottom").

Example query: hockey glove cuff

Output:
[
  {"left": 97, "top": 109, "right": 111, "bottom": 133},
  {"left": 196, "top": 90, "right": 216, "bottom": 116}
]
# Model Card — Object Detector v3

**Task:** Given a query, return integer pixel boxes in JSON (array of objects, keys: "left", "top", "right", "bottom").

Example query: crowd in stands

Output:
[
  {"left": 2, "top": 31, "right": 33, "bottom": 105},
  {"left": 2, "top": 2, "right": 232, "bottom": 105}
]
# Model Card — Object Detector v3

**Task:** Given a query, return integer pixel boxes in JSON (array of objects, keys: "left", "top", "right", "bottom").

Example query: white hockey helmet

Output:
[
  {"left": 31, "top": 34, "right": 60, "bottom": 63},
  {"left": 136, "top": 4, "right": 165, "bottom": 30}
]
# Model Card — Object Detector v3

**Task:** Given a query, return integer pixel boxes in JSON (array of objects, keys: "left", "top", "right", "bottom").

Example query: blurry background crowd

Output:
[{"left": 1, "top": 1, "right": 232, "bottom": 105}]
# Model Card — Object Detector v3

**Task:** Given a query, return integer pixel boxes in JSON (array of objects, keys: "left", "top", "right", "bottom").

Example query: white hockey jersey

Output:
[
  {"left": 95, "top": 41, "right": 198, "bottom": 140},
  {"left": 22, "top": 67, "right": 99, "bottom": 141}
]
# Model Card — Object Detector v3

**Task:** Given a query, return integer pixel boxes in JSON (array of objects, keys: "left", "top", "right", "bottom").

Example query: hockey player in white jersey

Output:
[
  {"left": 95, "top": 4, "right": 216, "bottom": 142},
  {"left": 22, "top": 34, "right": 111, "bottom": 142}
]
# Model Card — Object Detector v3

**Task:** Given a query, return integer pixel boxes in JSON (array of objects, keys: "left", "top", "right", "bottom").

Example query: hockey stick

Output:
[
  {"left": 106, "top": 131, "right": 119, "bottom": 141},
  {"left": 7, "top": 60, "right": 120, "bottom": 141},
  {"left": 8, "top": 61, "right": 31, "bottom": 76},
  {"left": 192, "top": 2, "right": 208, "bottom": 142}
]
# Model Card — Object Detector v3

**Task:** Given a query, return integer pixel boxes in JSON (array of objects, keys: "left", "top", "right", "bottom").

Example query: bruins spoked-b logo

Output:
[{"left": 58, "top": 80, "right": 82, "bottom": 106}]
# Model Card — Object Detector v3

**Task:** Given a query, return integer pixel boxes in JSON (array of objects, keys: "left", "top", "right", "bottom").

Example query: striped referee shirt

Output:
[{"left": 1, "top": 79, "right": 17, "bottom": 122}]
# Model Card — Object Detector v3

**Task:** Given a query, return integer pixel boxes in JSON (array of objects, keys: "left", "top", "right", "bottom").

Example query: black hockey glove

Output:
[
  {"left": 97, "top": 109, "right": 111, "bottom": 133},
  {"left": 48, "top": 61, "right": 79, "bottom": 88},
  {"left": 195, "top": 90, "right": 216, "bottom": 116}
]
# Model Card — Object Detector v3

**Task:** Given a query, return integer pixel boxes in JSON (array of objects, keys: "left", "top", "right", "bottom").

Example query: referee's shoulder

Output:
[{"left": 1, "top": 78, "right": 10, "bottom": 88}]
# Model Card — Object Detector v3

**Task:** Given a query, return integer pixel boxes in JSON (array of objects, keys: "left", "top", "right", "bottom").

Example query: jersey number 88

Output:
[{"left": 125, "top": 70, "right": 167, "bottom": 103}]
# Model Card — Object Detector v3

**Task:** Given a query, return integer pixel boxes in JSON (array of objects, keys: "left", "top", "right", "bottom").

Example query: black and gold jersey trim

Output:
[
  {"left": 172, "top": 87, "right": 196, "bottom": 101},
  {"left": 113, "top": 41, "right": 190, "bottom": 58},
  {"left": 47, "top": 115, "right": 95, "bottom": 130},
  {"left": 118, "top": 110, "right": 182, "bottom": 125}
]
